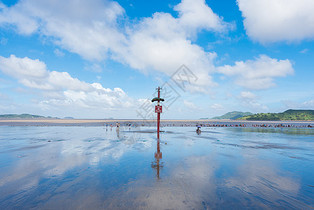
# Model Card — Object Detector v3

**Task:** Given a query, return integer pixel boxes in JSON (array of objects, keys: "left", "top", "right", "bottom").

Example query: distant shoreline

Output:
[{"left": 0, "top": 119, "right": 313, "bottom": 127}]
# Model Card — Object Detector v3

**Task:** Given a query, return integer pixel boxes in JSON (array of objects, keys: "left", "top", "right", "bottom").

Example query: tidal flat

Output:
[{"left": 0, "top": 126, "right": 313, "bottom": 209}]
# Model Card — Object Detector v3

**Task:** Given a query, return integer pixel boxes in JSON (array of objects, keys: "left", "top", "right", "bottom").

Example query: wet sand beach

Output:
[
  {"left": 0, "top": 126, "right": 313, "bottom": 209},
  {"left": 0, "top": 119, "right": 313, "bottom": 127}
]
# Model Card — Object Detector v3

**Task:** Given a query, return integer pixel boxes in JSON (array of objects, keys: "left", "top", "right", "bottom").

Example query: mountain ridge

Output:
[
  {"left": 0, "top": 114, "right": 57, "bottom": 119},
  {"left": 239, "top": 109, "right": 314, "bottom": 121},
  {"left": 212, "top": 111, "right": 253, "bottom": 120}
]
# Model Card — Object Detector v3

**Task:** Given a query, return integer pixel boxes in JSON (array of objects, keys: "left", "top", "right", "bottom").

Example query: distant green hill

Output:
[
  {"left": 239, "top": 109, "right": 314, "bottom": 121},
  {"left": 212, "top": 111, "right": 253, "bottom": 120},
  {"left": 0, "top": 114, "right": 54, "bottom": 119}
]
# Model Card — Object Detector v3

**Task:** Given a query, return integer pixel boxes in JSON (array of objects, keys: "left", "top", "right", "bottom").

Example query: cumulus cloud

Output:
[
  {"left": 303, "top": 99, "right": 314, "bottom": 108},
  {"left": 0, "top": 55, "right": 90, "bottom": 91},
  {"left": 238, "top": 91, "right": 268, "bottom": 111},
  {"left": 282, "top": 98, "right": 314, "bottom": 110},
  {"left": 217, "top": 55, "right": 294, "bottom": 90},
  {"left": 0, "top": 0, "right": 232, "bottom": 93},
  {"left": 0, "top": 0, "right": 125, "bottom": 60},
  {"left": 53, "top": 49, "right": 65, "bottom": 57},
  {"left": 237, "top": 0, "right": 314, "bottom": 43},
  {"left": 299, "top": 49, "right": 309, "bottom": 54},
  {"left": 116, "top": 0, "right": 233, "bottom": 91},
  {"left": 0, "top": 55, "right": 133, "bottom": 110},
  {"left": 240, "top": 91, "right": 256, "bottom": 100},
  {"left": 0, "top": 37, "right": 8, "bottom": 45},
  {"left": 183, "top": 100, "right": 198, "bottom": 110},
  {"left": 210, "top": 103, "right": 223, "bottom": 110},
  {"left": 1, "top": 0, "right": 297, "bottom": 97},
  {"left": 0, "top": 1, "right": 39, "bottom": 35},
  {"left": 115, "top": 0, "right": 231, "bottom": 91},
  {"left": 174, "top": 0, "right": 229, "bottom": 36}
]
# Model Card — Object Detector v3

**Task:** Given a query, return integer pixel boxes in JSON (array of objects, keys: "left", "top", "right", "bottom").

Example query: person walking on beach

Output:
[{"left": 196, "top": 125, "right": 201, "bottom": 135}]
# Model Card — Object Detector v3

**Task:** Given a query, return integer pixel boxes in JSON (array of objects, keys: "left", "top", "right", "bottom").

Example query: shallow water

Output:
[{"left": 0, "top": 126, "right": 313, "bottom": 209}]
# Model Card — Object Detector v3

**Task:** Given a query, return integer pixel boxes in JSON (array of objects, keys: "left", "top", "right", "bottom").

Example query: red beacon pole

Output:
[
  {"left": 152, "top": 87, "right": 164, "bottom": 139},
  {"left": 151, "top": 87, "right": 164, "bottom": 179}
]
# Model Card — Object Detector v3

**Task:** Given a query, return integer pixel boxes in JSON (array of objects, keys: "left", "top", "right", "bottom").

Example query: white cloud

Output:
[
  {"left": 174, "top": 0, "right": 230, "bottom": 36},
  {"left": 0, "top": 2, "right": 39, "bottom": 35},
  {"left": 0, "top": 55, "right": 134, "bottom": 110},
  {"left": 303, "top": 99, "right": 314, "bottom": 108},
  {"left": 218, "top": 55, "right": 294, "bottom": 90},
  {"left": 183, "top": 100, "right": 198, "bottom": 110},
  {"left": 113, "top": 0, "right": 232, "bottom": 91},
  {"left": 299, "top": 49, "right": 309, "bottom": 54},
  {"left": 240, "top": 91, "right": 256, "bottom": 100},
  {"left": 0, "top": 91, "right": 9, "bottom": 100},
  {"left": 0, "top": 37, "right": 8, "bottom": 45},
  {"left": 0, "top": 54, "right": 48, "bottom": 79},
  {"left": 53, "top": 49, "right": 64, "bottom": 57},
  {"left": 0, "top": 55, "right": 90, "bottom": 91},
  {"left": 283, "top": 98, "right": 314, "bottom": 110},
  {"left": 238, "top": 91, "right": 268, "bottom": 111},
  {"left": 84, "top": 63, "right": 103, "bottom": 73},
  {"left": 115, "top": 0, "right": 230, "bottom": 91},
  {"left": 0, "top": 0, "right": 125, "bottom": 60},
  {"left": 237, "top": 0, "right": 314, "bottom": 43},
  {"left": 0, "top": 0, "right": 232, "bottom": 93},
  {"left": 210, "top": 103, "right": 223, "bottom": 110}
]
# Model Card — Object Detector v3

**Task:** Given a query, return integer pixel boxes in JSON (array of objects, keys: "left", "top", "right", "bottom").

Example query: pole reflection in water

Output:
[
  {"left": 116, "top": 122, "right": 120, "bottom": 138},
  {"left": 116, "top": 127, "right": 120, "bottom": 138},
  {"left": 151, "top": 138, "right": 163, "bottom": 179}
]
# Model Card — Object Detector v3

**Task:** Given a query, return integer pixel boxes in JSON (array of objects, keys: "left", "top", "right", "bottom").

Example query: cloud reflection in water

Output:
[{"left": 0, "top": 126, "right": 313, "bottom": 209}]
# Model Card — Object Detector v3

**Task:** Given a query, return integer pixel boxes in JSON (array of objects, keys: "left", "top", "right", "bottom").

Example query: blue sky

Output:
[{"left": 0, "top": 0, "right": 313, "bottom": 119}]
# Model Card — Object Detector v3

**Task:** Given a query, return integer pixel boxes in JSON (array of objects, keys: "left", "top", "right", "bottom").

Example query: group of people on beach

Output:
[
  {"left": 103, "top": 122, "right": 313, "bottom": 131},
  {"left": 196, "top": 123, "right": 313, "bottom": 128}
]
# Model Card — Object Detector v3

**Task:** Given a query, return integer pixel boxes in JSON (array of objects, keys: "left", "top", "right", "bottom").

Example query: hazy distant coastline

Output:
[
  {"left": 1, "top": 109, "right": 314, "bottom": 127},
  {"left": 211, "top": 109, "right": 314, "bottom": 121},
  {"left": 2, "top": 109, "right": 314, "bottom": 121}
]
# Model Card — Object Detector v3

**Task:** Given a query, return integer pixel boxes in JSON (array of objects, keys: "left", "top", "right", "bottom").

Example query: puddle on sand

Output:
[{"left": 0, "top": 126, "right": 313, "bottom": 209}]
